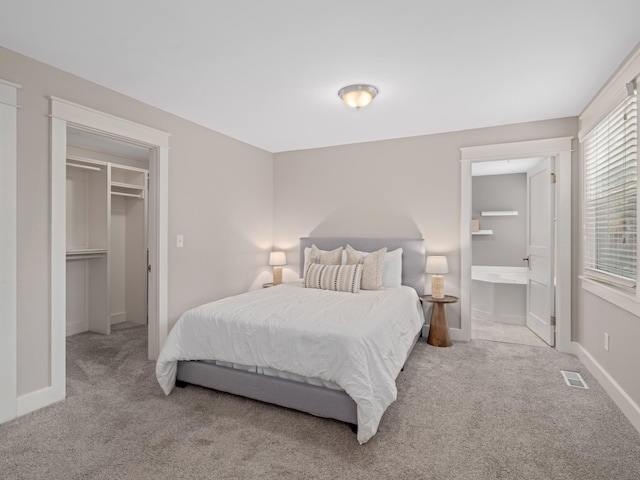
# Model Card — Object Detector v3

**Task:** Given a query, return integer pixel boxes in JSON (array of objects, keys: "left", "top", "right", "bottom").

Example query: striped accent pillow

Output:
[{"left": 303, "top": 263, "right": 363, "bottom": 293}]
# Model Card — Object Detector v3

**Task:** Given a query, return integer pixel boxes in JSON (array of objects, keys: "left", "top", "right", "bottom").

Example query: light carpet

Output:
[{"left": 1, "top": 322, "right": 639, "bottom": 480}]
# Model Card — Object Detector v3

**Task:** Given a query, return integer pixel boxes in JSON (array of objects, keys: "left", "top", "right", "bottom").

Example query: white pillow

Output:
[
  {"left": 382, "top": 248, "right": 403, "bottom": 288},
  {"left": 346, "top": 246, "right": 403, "bottom": 288}
]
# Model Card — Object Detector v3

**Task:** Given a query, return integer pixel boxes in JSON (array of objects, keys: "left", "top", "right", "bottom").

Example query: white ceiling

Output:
[{"left": 1, "top": 1, "right": 640, "bottom": 153}]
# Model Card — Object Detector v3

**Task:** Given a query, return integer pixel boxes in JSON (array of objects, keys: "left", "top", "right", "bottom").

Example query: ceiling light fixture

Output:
[{"left": 338, "top": 84, "right": 378, "bottom": 109}]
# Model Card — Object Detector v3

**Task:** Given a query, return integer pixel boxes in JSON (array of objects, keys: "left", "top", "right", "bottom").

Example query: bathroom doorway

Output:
[
  {"left": 459, "top": 137, "right": 573, "bottom": 354},
  {"left": 470, "top": 157, "right": 551, "bottom": 347}
]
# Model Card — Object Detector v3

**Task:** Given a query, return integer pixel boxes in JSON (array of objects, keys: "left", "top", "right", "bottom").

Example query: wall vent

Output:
[{"left": 561, "top": 371, "right": 589, "bottom": 389}]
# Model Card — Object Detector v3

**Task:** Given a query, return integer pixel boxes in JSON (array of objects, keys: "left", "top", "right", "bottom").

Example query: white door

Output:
[{"left": 526, "top": 157, "right": 556, "bottom": 346}]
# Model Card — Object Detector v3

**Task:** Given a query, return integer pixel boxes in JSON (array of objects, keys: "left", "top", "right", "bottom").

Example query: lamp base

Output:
[
  {"left": 273, "top": 266, "right": 283, "bottom": 285},
  {"left": 432, "top": 275, "right": 444, "bottom": 299}
]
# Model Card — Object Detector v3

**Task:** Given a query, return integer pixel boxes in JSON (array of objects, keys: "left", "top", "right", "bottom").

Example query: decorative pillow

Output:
[
  {"left": 304, "top": 246, "right": 347, "bottom": 266},
  {"left": 303, "top": 263, "right": 363, "bottom": 293},
  {"left": 308, "top": 244, "right": 343, "bottom": 265},
  {"left": 382, "top": 248, "right": 403, "bottom": 288},
  {"left": 345, "top": 245, "right": 386, "bottom": 290}
]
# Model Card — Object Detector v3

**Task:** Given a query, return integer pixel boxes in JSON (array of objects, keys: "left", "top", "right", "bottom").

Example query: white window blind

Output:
[{"left": 583, "top": 92, "right": 638, "bottom": 289}]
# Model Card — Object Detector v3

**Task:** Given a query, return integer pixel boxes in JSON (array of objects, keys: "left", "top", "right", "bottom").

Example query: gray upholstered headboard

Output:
[{"left": 299, "top": 237, "right": 425, "bottom": 294}]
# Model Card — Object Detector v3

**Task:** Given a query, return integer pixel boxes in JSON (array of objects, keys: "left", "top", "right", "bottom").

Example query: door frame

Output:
[
  {"left": 18, "top": 98, "right": 169, "bottom": 417},
  {"left": 0, "top": 79, "right": 20, "bottom": 423},
  {"left": 460, "top": 137, "right": 573, "bottom": 353}
]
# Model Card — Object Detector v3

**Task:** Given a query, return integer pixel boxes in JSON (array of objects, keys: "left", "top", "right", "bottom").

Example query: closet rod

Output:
[
  {"left": 67, "top": 163, "right": 102, "bottom": 172},
  {"left": 111, "top": 191, "right": 143, "bottom": 199},
  {"left": 66, "top": 254, "right": 105, "bottom": 261}
]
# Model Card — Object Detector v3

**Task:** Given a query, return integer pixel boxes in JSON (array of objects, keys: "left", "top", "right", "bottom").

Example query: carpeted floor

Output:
[{"left": 1, "top": 322, "right": 639, "bottom": 480}]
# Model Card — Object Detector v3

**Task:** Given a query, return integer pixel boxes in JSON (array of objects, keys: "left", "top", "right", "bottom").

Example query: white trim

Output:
[
  {"left": 48, "top": 117, "right": 68, "bottom": 409},
  {"left": 0, "top": 80, "right": 19, "bottom": 424},
  {"left": 580, "top": 43, "right": 640, "bottom": 135},
  {"left": 460, "top": 137, "right": 573, "bottom": 353},
  {"left": 460, "top": 160, "right": 472, "bottom": 342},
  {"left": 555, "top": 146, "right": 572, "bottom": 352},
  {"left": 460, "top": 137, "right": 574, "bottom": 162},
  {"left": 578, "top": 86, "right": 629, "bottom": 142},
  {"left": 147, "top": 146, "right": 169, "bottom": 360},
  {"left": 16, "top": 386, "right": 64, "bottom": 417},
  {"left": 583, "top": 268, "right": 636, "bottom": 289},
  {"left": 573, "top": 341, "right": 640, "bottom": 434},
  {"left": 580, "top": 276, "right": 640, "bottom": 317},
  {"left": 50, "top": 97, "right": 169, "bottom": 148},
  {"left": 42, "top": 98, "right": 170, "bottom": 416},
  {"left": 0, "top": 78, "right": 22, "bottom": 90}
]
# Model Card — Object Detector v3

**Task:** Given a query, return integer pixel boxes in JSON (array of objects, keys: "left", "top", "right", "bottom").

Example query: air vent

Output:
[{"left": 561, "top": 371, "right": 589, "bottom": 389}]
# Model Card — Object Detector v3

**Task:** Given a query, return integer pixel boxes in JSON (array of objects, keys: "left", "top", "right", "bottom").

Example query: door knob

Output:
[{"left": 523, "top": 256, "right": 530, "bottom": 268}]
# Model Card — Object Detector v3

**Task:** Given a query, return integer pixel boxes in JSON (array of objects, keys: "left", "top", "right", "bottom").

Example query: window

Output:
[{"left": 583, "top": 91, "right": 638, "bottom": 289}]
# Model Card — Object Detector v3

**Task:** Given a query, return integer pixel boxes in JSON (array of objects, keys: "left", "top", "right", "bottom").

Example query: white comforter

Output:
[{"left": 156, "top": 283, "right": 423, "bottom": 444}]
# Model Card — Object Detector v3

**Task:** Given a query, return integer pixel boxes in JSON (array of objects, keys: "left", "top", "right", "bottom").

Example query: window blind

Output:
[{"left": 583, "top": 93, "right": 638, "bottom": 288}]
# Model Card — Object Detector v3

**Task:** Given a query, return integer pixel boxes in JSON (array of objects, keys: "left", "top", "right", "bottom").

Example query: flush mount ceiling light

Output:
[{"left": 338, "top": 84, "right": 378, "bottom": 109}]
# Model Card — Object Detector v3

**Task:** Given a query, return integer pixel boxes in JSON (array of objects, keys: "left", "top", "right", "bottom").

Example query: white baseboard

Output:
[
  {"left": 471, "top": 308, "right": 490, "bottom": 321},
  {"left": 421, "top": 325, "right": 429, "bottom": 338},
  {"left": 0, "top": 399, "right": 16, "bottom": 424},
  {"left": 16, "top": 384, "right": 65, "bottom": 417},
  {"left": 449, "top": 328, "right": 465, "bottom": 341},
  {"left": 495, "top": 314, "right": 526, "bottom": 326},
  {"left": 573, "top": 341, "right": 640, "bottom": 434},
  {"left": 110, "top": 312, "right": 126, "bottom": 325},
  {"left": 66, "top": 322, "right": 87, "bottom": 337}
]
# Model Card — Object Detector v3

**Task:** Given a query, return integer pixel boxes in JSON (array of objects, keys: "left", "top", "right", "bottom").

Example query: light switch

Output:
[{"left": 176, "top": 234, "right": 184, "bottom": 248}]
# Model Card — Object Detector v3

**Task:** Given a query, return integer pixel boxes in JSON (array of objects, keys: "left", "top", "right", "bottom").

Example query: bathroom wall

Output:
[{"left": 472, "top": 173, "right": 527, "bottom": 266}]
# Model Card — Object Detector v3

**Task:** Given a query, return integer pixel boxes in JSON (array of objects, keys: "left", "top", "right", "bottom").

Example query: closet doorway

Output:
[
  {"left": 65, "top": 130, "right": 150, "bottom": 337},
  {"left": 45, "top": 97, "right": 170, "bottom": 416}
]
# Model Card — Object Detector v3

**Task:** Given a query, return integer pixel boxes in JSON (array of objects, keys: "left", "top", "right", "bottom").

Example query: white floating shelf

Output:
[
  {"left": 472, "top": 230, "right": 493, "bottom": 235},
  {"left": 481, "top": 211, "right": 518, "bottom": 216}
]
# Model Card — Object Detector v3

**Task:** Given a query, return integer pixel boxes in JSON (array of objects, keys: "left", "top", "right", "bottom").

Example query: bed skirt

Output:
[{"left": 175, "top": 329, "right": 422, "bottom": 428}]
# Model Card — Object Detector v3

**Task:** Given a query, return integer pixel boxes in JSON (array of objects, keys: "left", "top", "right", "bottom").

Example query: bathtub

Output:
[{"left": 471, "top": 266, "right": 528, "bottom": 325}]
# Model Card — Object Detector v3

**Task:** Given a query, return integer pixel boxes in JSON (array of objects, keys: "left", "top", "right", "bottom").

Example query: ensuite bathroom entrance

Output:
[{"left": 470, "top": 156, "right": 556, "bottom": 348}]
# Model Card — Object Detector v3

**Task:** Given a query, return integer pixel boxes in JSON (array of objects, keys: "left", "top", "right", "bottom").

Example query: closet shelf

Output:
[
  {"left": 472, "top": 230, "right": 493, "bottom": 235},
  {"left": 111, "top": 181, "right": 144, "bottom": 190}
]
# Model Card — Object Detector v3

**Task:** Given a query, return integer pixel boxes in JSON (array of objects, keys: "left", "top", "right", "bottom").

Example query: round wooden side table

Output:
[{"left": 420, "top": 295, "right": 459, "bottom": 347}]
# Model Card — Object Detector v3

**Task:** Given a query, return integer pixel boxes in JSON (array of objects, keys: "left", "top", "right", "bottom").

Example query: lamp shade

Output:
[
  {"left": 269, "top": 251, "right": 287, "bottom": 266},
  {"left": 426, "top": 256, "right": 449, "bottom": 274}
]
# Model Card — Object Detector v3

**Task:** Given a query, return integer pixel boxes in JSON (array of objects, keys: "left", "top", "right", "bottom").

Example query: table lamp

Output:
[
  {"left": 269, "top": 251, "right": 286, "bottom": 285},
  {"left": 426, "top": 256, "right": 449, "bottom": 299}
]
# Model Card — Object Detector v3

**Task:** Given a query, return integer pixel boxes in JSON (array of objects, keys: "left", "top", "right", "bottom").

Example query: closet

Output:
[{"left": 66, "top": 155, "right": 148, "bottom": 336}]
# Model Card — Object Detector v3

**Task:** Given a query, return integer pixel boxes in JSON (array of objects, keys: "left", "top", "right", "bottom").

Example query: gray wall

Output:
[
  {"left": 273, "top": 117, "right": 578, "bottom": 331},
  {"left": 472, "top": 173, "right": 527, "bottom": 267},
  {"left": 1, "top": 46, "right": 274, "bottom": 397},
  {"left": 576, "top": 44, "right": 640, "bottom": 415}
]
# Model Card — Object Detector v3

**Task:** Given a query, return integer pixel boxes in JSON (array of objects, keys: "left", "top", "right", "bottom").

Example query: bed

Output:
[{"left": 156, "top": 237, "right": 425, "bottom": 444}]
